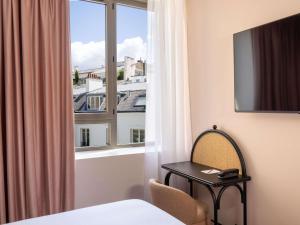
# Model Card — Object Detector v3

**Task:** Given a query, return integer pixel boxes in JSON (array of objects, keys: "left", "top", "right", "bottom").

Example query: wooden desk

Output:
[{"left": 162, "top": 161, "right": 251, "bottom": 225}]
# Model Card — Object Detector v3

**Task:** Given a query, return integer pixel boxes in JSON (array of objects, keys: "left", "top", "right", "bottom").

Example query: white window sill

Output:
[{"left": 75, "top": 147, "right": 145, "bottom": 160}]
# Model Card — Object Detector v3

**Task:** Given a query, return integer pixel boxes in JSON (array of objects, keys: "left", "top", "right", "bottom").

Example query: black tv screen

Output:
[{"left": 234, "top": 13, "right": 300, "bottom": 112}]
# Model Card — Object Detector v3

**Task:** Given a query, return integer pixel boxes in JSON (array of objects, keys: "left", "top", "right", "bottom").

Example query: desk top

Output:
[{"left": 162, "top": 161, "right": 251, "bottom": 187}]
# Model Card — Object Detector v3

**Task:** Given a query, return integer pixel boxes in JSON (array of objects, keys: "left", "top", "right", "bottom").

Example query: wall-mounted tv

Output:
[{"left": 234, "top": 13, "right": 300, "bottom": 112}]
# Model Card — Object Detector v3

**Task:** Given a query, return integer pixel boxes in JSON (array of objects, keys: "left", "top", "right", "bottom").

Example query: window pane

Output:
[
  {"left": 116, "top": 4, "right": 147, "bottom": 145},
  {"left": 140, "top": 129, "right": 145, "bottom": 143},
  {"left": 70, "top": 1, "right": 107, "bottom": 113},
  {"left": 75, "top": 124, "right": 109, "bottom": 148},
  {"left": 86, "top": 129, "right": 90, "bottom": 146}
]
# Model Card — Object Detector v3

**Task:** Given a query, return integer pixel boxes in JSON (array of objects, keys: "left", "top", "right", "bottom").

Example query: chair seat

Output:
[{"left": 149, "top": 179, "right": 210, "bottom": 225}]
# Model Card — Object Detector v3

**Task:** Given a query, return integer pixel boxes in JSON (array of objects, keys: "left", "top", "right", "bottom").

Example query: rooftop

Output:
[{"left": 74, "top": 89, "right": 146, "bottom": 113}]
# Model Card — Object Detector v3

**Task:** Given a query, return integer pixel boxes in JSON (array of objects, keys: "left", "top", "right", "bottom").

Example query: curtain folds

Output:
[
  {"left": 0, "top": 0, "right": 75, "bottom": 223},
  {"left": 145, "top": 0, "right": 192, "bottom": 199}
]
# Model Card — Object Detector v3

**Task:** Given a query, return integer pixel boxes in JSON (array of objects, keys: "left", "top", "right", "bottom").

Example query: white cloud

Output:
[
  {"left": 71, "top": 37, "right": 146, "bottom": 70},
  {"left": 71, "top": 41, "right": 105, "bottom": 70},
  {"left": 117, "top": 37, "right": 147, "bottom": 62}
]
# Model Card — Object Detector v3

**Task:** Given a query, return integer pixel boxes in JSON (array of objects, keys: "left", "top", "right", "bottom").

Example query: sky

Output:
[{"left": 70, "top": 0, "right": 147, "bottom": 70}]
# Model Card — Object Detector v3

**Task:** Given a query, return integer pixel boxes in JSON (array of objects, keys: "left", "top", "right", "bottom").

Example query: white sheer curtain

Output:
[{"left": 144, "top": 0, "right": 192, "bottom": 200}]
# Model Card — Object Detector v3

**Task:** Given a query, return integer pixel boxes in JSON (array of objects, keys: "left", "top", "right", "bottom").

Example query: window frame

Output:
[
  {"left": 74, "top": 0, "right": 147, "bottom": 152},
  {"left": 130, "top": 128, "right": 145, "bottom": 144}
]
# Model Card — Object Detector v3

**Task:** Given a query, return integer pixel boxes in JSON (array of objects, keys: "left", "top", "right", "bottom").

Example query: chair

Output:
[
  {"left": 191, "top": 126, "right": 245, "bottom": 175},
  {"left": 149, "top": 179, "right": 210, "bottom": 225}
]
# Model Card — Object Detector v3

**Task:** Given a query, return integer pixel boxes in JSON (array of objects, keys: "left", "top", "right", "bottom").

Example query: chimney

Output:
[{"left": 86, "top": 72, "right": 103, "bottom": 92}]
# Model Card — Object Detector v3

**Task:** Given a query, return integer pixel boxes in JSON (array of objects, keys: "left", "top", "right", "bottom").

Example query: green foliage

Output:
[
  {"left": 117, "top": 69, "right": 124, "bottom": 80},
  {"left": 74, "top": 70, "right": 79, "bottom": 85}
]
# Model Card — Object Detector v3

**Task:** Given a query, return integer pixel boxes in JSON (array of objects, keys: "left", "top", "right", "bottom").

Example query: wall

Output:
[
  {"left": 186, "top": 1, "right": 300, "bottom": 225},
  {"left": 75, "top": 113, "right": 145, "bottom": 147},
  {"left": 117, "top": 112, "right": 145, "bottom": 144},
  {"left": 75, "top": 152, "right": 144, "bottom": 208},
  {"left": 75, "top": 123, "right": 108, "bottom": 147}
]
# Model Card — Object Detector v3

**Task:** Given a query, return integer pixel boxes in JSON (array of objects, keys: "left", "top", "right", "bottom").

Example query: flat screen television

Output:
[{"left": 234, "top": 13, "right": 300, "bottom": 112}]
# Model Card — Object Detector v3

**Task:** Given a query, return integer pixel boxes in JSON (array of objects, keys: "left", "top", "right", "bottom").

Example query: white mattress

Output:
[{"left": 6, "top": 200, "right": 184, "bottom": 225}]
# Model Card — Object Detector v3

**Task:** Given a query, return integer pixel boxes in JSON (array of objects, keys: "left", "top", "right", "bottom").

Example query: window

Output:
[
  {"left": 80, "top": 128, "right": 90, "bottom": 147},
  {"left": 70, "top": 0, "right": 147, "bottom": 151},
  {"left": 130, "top": 129, "right": 145, "bottom": 143},
  {"left": 87, "top": 96, "right": 103, "bottom": 111},
  {"left": 116, "top": 4, "right": 147, "bottom": 145},
  {"left": 76, "top": 124, "right": 109, "bottom": 148}
]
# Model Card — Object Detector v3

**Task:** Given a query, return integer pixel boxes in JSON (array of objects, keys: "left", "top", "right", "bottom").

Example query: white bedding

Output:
[{"left": 6, "top": 200, "right": 184, "bottom": 225}]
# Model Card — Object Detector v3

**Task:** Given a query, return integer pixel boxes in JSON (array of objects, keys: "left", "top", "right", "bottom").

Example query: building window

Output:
[
  {"left": 130, "top": 129, "right": 145, "bottom": 143},
  {"left": 80, "top": 128, "right": 90, "bottom": 147},
  {"left": 71, "top": 0, "right": 147, "bottom": 151}
]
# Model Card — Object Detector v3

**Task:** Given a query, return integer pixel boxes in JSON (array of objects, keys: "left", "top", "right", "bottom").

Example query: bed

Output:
[{"left": 6, "top": 199, "right": 184, "bottom": 225}]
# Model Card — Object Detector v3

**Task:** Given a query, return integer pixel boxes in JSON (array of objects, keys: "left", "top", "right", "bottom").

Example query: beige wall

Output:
[
  {"left": 75, "top": 153, "right": 144, "bottom": 208},
  {"left": 187, "top": 1, "right": 300, "bottom": 224}
]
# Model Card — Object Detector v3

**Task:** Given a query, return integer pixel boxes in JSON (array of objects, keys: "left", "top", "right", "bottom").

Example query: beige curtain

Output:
[{"left": 0, "top": 0, "right": 75, "bottom": 223}]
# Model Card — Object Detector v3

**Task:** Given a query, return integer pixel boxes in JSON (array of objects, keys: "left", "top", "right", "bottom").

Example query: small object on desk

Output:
[
  {"left": 201, "top": 169, "right": 220, "bottom": 174},
  {"left": 217, "top": 168, "right": 239, "bottom": 180}
]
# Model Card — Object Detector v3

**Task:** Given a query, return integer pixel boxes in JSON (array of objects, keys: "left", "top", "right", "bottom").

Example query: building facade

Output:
[{"left": 73, "top": 56, "right": 146, "bottom": 149}]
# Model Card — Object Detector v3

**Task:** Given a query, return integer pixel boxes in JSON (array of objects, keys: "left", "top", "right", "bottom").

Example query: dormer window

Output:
[
  {"left": 134, "top": 96, "right": 146, "bottom": 107},
  {"left": 87, "top": 96, "right": 103, "bottom": 111}
]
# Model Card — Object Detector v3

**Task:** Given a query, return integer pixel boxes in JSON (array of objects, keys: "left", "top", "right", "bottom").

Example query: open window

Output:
[{"left": 70, "top": 0, "right": 147, "bottom": 151}]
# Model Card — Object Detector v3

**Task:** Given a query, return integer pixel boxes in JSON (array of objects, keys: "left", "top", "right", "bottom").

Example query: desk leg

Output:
[
  {"left": 215, "top": 184, "right": 247, "bottom": 225},
  {"left": 164, "top": 172, "right": 172, "bottom": 186},
  {"left": 243, "top": 182, "right": 247, "bottom": 225},
  {"left": 188, "top": 179, "right": 193, "bottom": 196},
  {"left": 204, "top": 185, "right": 219, "bottom": 225},
  {"left": 213, "top": 203, "right": 219, "bottom": 225}
]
